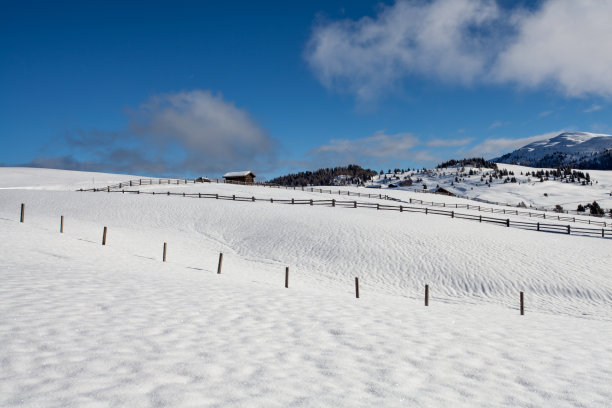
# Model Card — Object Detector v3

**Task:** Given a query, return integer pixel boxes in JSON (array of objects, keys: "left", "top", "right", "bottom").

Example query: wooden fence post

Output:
[
  {"left": 285, "top": 267, "right": 289, "bottom": 288},
  {"left": 20, "top": 203, "right": 25, "bottom": 223},
  {"left": 163, "top": 242, "right": 167, "bottom": 262},
  {"left": 332, "top": 199, "right": 335, "bottom": 207},
  {"left": 60, "top": 216, "right": 64, "bottom": 233},
  {"left": 310, "top": 199, "right": 313, "bottom": 206},
  {"left": 520, "top": 291, "right": 524, "bottom": 315},
  {"left": 425, "top": 284, "right": 429, "bottom": 306},
  {"left": 506, "top": 219, "right": 510, "bottom": 227},
  {"left": 567, "top": 225, "right": 571, "bottom": 234},
  {"left": 355, "top": 277, "right": 359, "bottom": 298},
  {"left": 400, "top": 205, "right": 403, "bottom": 212},
  {"left": 217, "top": 253, "right": 223, "bottom": 274},
  {"left": 354, "top": 201, "right": 357, "bottom": 208},
  {"left": 102, "top": 226, "right": 107, "bottom": 245}
]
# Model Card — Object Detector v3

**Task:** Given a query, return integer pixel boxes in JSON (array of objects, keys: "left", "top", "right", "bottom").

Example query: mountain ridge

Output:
[{"left": 493, "top": 131, "right": 612, "bottom": 170}]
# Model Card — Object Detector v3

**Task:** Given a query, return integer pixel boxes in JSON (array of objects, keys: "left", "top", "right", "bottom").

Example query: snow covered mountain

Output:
[{"left": 494, "top": 132, "right": 612, "bottom": 169}]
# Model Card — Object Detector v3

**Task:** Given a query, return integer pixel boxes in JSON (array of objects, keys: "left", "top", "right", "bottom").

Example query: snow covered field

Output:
[{"left": 1, "top": 167, "right": 611, "bottom": 407}]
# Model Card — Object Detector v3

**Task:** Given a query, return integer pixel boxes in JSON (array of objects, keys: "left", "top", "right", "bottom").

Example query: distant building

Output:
[
  {"left": 433, "top": 187, "right": 456, "bottom": 197},
  {"left": 223, "top": 171, "right": 256, "bottom": 184}
]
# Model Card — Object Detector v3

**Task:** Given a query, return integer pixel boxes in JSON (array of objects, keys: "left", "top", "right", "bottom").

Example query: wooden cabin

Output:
[
  {"left": 433, "top": 187, "right": 456, "bottom": 197},
  {"left": 223, "top": 171, "right": 256, "bottom": 184}
]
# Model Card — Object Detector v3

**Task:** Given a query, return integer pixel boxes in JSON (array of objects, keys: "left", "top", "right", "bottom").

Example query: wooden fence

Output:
[
  {"left": 81, "top": 187, "right": 611, "bottom": 239},
  {"left": 79, "top": 177, "right": 609, "bottom": 228}
]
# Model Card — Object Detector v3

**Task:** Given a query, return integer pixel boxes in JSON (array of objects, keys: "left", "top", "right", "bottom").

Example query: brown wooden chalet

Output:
[
  {"left": 223, "top": 171, "right": 256, "bottom": 184},
  {"left": 433, "top": 187, "right": 456, "bottom": 197}
]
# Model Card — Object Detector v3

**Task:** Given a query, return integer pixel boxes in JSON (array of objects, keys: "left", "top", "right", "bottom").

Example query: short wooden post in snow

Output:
[
  {"left": 163, "top": 242, "right": 167, "bottom": 262},
  {"left": 354, "top": 201, "right": 357, "bottom": 208},
  {"left": 332, "top": 199, "right": 335, "bottom": 207},
  {"left": 506, "top": 219, "right": 510, "bottom": 227},
  {"left": 60, "top": 216, "right": 64, "bottom": 233},
  {"left": 20, "top": 203, "right": 25, "bottom": 223},
  {"left": 217, "top": 253, "right": 223, "bottom": 274},
  {"left": 355, "top": 277, "right": 359, "bottom": 298},
  {"left": 285, "top": 267, "right": 289, "bottom": 288},
  {"left": 425, "top": 284, "right": 429, "bottom": 306},
  {"left": 520, "top": 291, "right": 524, "bottom": 315},
  {"left": 102, "top": 226, "right": 107, "bottom": 245}
]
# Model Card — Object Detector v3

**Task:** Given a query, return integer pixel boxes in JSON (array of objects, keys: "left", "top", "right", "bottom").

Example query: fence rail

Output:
[
  {"left": 79, "top": 177, "right": 609, "bottom": 227},
  {"left": 80, "top": 186, "right": 611, "bottom": 239}
]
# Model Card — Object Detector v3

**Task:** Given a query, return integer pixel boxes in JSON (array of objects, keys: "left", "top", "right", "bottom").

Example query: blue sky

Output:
[{"left": 1, "top": 0, "right": 611, "bottom": 179}]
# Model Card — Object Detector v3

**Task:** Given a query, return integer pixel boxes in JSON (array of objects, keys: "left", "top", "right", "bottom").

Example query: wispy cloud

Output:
[
  {"left": 467, "top": 130, "right": 564, "bottom": 159},
  {"left": 308, "top": 131, "right": 419, "bottom": 164},
  {"left": 488, "top": 120, "right": 510, "bottom": 130},
  {"left": 426, "top": 138, "right": 473, "bottom": 147},
  {"left": 538, "top": 110, "right": 554, "bottom": 118},
  {"left": 584, "top": 104, "right": 602, "bottom": 113},
  {"left": 306, "top": 0, "right": 612, "bottom": 101},
  {"left": 27, "top": 90, "right": 279, "bottom": 176}
]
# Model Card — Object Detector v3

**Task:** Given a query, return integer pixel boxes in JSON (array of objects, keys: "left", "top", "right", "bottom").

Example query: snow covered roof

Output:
[{"left": 223, "top": 171, "right": 255, "bottom": 178}]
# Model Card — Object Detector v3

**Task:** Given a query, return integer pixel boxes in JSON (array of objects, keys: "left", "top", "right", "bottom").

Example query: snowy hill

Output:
[
  {"left": 494, "top": 132, "right": 612, "bottom": 169},
  {"left": 369, "top": 163, "right": 612, "bottom": 216},
  {"left": 1, "top": 167, "right": 611, "bottom": 407}
]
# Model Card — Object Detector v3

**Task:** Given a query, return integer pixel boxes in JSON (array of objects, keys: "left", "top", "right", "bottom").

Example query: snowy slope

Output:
[
  {"left": 494, "top": 132, "right": 612, "bottom": 168},
  {"left": 1, "top": 168, "right": 611, "bottom": 407},
  {"left": 369, "top": 164, "right": 612, "bottom": 214}
]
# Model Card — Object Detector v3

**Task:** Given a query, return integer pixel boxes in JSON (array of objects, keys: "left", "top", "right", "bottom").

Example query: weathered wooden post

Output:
[
  {"left": 479, "top": 215, "right": 482, "bottom": 222},
  {"left": 355, "top": 277, "right": 359, "bottom": 298},
  {"left": 425, "top": 284, "right": 429, "bottom": 306},
  {"left": 310, "top": 199, "right": 313, "bottom": 206},
  {"left": 163, "top": 242, "right": 167, "bottom": 262},
  {"left": 537, "top": 222, "right": 540, "bottom": 231},
  {"left": 400, "top": 205, "right": 403, "bottom": 212},
  {"left": 60, "top": 216, "right": 64, "bottom": 233},
  {"left": 332, "top": 199, "right": 335, "bottom": 207},
  {"left": 291, "top": 198, "right": 294, "bottom": 204},
  {"left": 285, "top": 267, "right": 289, "bottom": 288},
  {"left": 567, "top": 225, "right": 571, "bottom": 234},
  {"left": 354, "top": 201, "right": 357, "bottom": 208},
  {"left": 520, "top": 291, "right": 524, "bottom": 315},
  {"left": 217, "top": 253, "right": 223, "bottom": 274},
  {"left": 451, "top": 211, "right": 454, "bottom": 218},
  {"left": 102, "top": 227, "right": 107, "bottom": 245},
  {"left": 506, "top": 219, "right": 510, "bottom": 227},
  {"left": 20, "top": 203, "right": 25, "bottom": 223}
]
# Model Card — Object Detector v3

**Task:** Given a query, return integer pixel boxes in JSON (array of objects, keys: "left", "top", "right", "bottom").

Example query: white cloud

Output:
[
  {"left": 305, "top": 0, "right": 499, "bottom": 100},
  {"left": 584, "top": 104, "right": 602, "bottom": 113},
  {"left": 309, "top": 131, "right": 419, "bottom": 163},
  {"left": 130, "top": 90, "right": 277, "bottom": 172},
  {"left": 426, "top": 137, "right": 473, "bottom": 147},
  {"left": 306, "top": 0, "right": 612, "bottom": 100},
  {"left": 467, "top": 130, "right": 564, "bottom": 158},
  {"left": 493, "top": 0, "right": 612, "bottom": 97}
]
